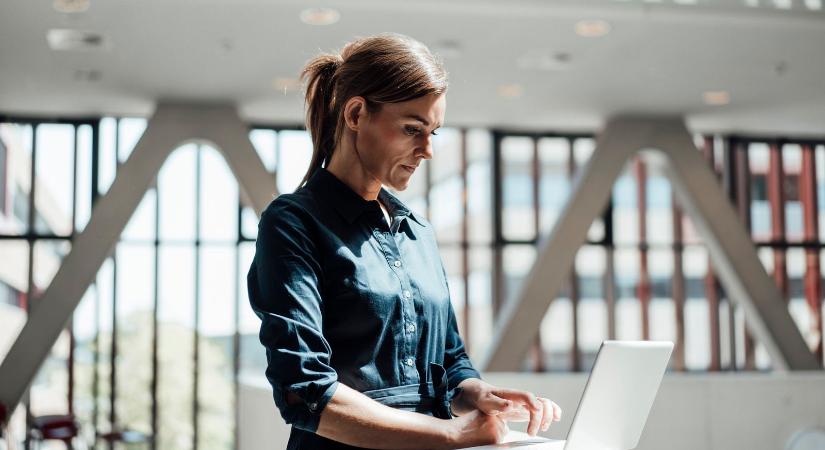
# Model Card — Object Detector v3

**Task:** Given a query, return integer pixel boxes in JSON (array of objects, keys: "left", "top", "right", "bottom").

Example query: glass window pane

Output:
[
  {"left": 540, "top": 297, "right": 572, "bottom": 371},
  {"left": 614, "top": 247, "right": 641, "bottom": 340},
  {"left": 115, "top": 243, "right": 154, "bottom": 436},
  {"left": 199, "top": 146, "right": 238, "bottom": 242},
  {"left": 431, "top": 128, "right": 462, "bottom": 184},
  {"left": 99, "top": 117, "right": 118, "bottom": 196},
  {"left": 73, "top": 285, "right": 98, "bottom": 442},
  {"left": 572, "top": 138, "right": 595, "bottom": 170},
  {"left": 32, "top": 240, "right": 71, "bottom": 296},
  {"left": 241, "top": 206, "right": 258, "bottom": 241},
  {"left": 198, "top": 244, "right": 236, "bottom": 450},
  {"left": 649, "top": 250, "right": 675, "bottom": 344},
  {"left": 782, "top": 144, "right": 803, "bottom": 242},
  {"left": 158, "top": 244, "right": 195, "bottom": 450},
  {"left": 0, "top": 123, "right": 33, "bottom": 235},
  {"left": 118, "top": 118, "right": 147, "bottom": 163},
  {"left": 75, "top": 124, "right": 93, "bottom": 233},
  {"left": 467, "top": 130, "right": 492, "bottom": 244},
  {"left": 0, "top": 240, "right": 29, "bottom": 363},
  {"left": 159, "top": 144, "right": 197, "bottom": 242},
  {"left": 538, "top": 137, "right": 569, "bottom": 235},
  {"left": 749, "top": 142, "right": 771, "bottom": 240},
  {"left": 683, "top": 245, "right": 710, "bottom": 370},
  {"left": 277, "top": 130, "right": 312, "bottom": 194},
  {"left": 238, "top": 242, "right": 262, "bottom": 381},
  {"left": 502, "top": 137, "right": 535, "bottom": 241},
  {"left": 429, "top": 128, "right": 463, "bottom": 244},
  {"left": 646, "top": 162, "right": 672, "bottom": 245},
  {"left": 430, "top": 176, "right": 462, "bottom": 244},
  {"left": 249, "top": 129, "right": 277, "bottom": 173},
  {"left": 816, "top": 145, "right": 825, "bottom": 241},
  {"left": 612, "top": 162, "right": 638, "bottom": 245},
  {"left": 467, "top": 246, "right": 492, "bottom": 362},
  {"left": 34, "top": 124, "right": 74, "bottom": 236},
  {"left": 502, "top": 244, "right": 536, "bottom": 302},
  {"left": 122, "top": 188, "right": 156, "bottom": 242},
  {"left": 96, "top": 258, "right": 115, "bottom": 432},
  {"left": 29, "top": 328, "right": 71, "bottom": 416},
  {"left": 440, "top": 246, "right": 466, "bottom": 335}
]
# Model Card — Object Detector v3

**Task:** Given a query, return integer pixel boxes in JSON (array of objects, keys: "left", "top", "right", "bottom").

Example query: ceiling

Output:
[{"left": 0, "top": 0, "right": 824, "bottom": 136}]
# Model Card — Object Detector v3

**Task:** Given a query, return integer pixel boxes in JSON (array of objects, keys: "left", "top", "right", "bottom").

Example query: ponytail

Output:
[{"left": 298, "top": 54, "right": 342, "bottom": 188}]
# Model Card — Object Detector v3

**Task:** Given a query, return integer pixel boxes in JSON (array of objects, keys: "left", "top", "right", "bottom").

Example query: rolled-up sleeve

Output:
[
  {"left": 247, "top": 199, "right": 338, "bottom": 432},
  {"left": 441, "top": 266, "right": 482, "bottom": 393}
]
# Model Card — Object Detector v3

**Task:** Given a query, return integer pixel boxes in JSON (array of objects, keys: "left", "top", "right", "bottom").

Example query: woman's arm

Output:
[{"left": 316, "top": 382, "right": 507, "bottom": 449}]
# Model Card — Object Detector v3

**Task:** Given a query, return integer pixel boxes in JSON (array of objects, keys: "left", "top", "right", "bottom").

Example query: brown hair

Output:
[{"left": 298, "top": 33, "right": 448, "bottom": 188}]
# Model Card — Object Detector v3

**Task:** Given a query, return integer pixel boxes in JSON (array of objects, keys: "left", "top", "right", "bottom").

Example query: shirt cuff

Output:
[{"left": 276, "top": 380, "right": 339, "bottom": 433}]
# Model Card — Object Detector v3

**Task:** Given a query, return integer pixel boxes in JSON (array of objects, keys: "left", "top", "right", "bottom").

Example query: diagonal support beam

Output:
[
  {"left": 0, "top": 103, "right": 277, "bottom": 419},
  {"left": 482, "top": 116, "right": 821, "bottom": 372}
]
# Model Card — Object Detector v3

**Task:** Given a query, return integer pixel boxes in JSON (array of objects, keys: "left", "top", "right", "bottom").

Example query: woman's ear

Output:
[{"left": 343, "top": 96, "right": 367, "bottom": 132}]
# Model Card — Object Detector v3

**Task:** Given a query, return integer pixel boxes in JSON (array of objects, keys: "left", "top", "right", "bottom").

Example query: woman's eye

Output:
[{"left": 405, "top": 126, "right": 421, "bottom": 136}]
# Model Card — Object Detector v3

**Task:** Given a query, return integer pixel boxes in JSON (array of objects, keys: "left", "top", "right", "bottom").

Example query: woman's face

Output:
[{"left": 355, "top": 93, "right": 446, "bottom": 191}]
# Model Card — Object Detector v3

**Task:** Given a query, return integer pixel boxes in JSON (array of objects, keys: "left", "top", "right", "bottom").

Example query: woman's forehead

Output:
[{"left": 384, "top": 94, "right": 446, "bottom": 125}]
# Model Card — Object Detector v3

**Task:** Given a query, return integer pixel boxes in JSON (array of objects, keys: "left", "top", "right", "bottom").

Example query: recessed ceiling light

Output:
[
  {"left": 53, "top": 0, "right": 90, "bottom": 13},
  {"left": 703, "top": 90, "right": 730, "bottom": 105},
  {"left": 804, "top": 0, "right": 822, "bottom": 10},
  {"left": 273, "top": 77, "right": 301, "bottom": 95},
  {"left": 497, "top": 84, "right": 524, "bottom": 98},
  {"left": 300, "top": 8, "right": 340, "bottom": 26},
  {"left": 46, "top": 29, "right": 108, "bottom": 51},
  {"left": 575, "top": 19, "right": 611, "bottom": 37}
]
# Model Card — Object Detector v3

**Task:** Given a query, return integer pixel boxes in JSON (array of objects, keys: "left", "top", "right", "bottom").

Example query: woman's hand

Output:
[
  {"left": 444, "top": 409, "right": 508, "bottom": 449},
  {"left": 451, "top": 379, "right": 562, "bottom": 436}
]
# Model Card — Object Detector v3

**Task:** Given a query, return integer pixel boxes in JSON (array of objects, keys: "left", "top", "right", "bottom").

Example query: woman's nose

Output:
[{"left": 419, "top": 136, "right": 434, "bottom": 159}]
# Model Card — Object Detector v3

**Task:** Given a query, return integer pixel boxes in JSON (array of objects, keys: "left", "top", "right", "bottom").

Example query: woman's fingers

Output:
[
  {"left": 491, "top": 388, "right": 542, "bottom": 411},
  {"left": 551, "top": 400, "right": 562, "bottom": 422},
  {"left": 491, "top": 388, "right": 542, "bottom": 436},
  {"left": 538, "top": 397, "right": 550, "bottom": 433},
  {"left": 481, "top": 392, "right": 512, "bottom": 415}
]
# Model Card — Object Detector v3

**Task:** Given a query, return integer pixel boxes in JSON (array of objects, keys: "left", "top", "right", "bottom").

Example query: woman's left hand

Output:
[{"left": 451, "top": 379, "right": 562, "bottom": 435}]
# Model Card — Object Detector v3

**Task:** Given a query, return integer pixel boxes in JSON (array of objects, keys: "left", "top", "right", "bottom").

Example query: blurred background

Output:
[{"left": 0, "top": 0, "right": 824, "bottom": 449}]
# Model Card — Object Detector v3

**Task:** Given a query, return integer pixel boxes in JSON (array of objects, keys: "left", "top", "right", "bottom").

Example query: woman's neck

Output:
[{"left": 325, "top": 140, "right": 382, "bottom": 201}]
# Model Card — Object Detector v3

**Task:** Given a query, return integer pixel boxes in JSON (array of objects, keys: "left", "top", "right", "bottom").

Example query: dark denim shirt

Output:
[{"left": 247, "top": 167, "right": 481, "bottom": 449}]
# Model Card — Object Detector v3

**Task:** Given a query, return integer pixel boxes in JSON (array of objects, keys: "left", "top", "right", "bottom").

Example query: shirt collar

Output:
[{"left": 304, "top": 167, "right": 426, "bottom": 227}]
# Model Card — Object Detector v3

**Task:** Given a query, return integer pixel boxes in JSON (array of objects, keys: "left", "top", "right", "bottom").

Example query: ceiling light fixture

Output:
[
  {"left": 46, "top": 29, "right": 108, "bottom": 51},
  {"left": 575, "top": 19, "right": 611, "bottom": 37},
  {"left": 702, "top": 90, "right": 730, "bottom": 105},
  {"left": 497, "top": 84, "right": 524, "bottom": 99},
  {"left": 300, "top": 8, "right": 340, "bottom": 26}
]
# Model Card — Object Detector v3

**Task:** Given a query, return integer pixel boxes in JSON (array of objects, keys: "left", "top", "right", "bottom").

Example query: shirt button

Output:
[
  {"left": 403, "top": 290, "right": 412, "bottom": 299},
  {"left": 405, "top": 358, "right": 415, "bottom": 367},
  {"left": 406, "top": 323, "right": 416, "bottom": 333},
  {"left": 308, "top": 402, "right": 318, "bottom": 411},
  {"left": 393, "top": 260, "right": 402, "bottom": 268}
]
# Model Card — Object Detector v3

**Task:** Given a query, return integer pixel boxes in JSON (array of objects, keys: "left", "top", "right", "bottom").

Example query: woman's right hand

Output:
[{"left": 444, "top": 409, "right": 508, "bottom": 448}]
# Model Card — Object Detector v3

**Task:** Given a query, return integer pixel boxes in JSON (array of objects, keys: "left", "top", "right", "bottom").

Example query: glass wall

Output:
[{"left": 1, "top": 115, "right": 823, "bottom": 450}]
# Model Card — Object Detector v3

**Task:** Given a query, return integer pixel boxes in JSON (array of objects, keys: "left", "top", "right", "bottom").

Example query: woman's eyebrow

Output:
[{"left": 402, "top": 114, "right": 441, "bottom": 129}]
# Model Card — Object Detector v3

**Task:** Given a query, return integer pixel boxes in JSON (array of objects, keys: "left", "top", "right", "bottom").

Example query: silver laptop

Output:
[{"left": 463, "top": 340, "right": 673, "bottom": 450}]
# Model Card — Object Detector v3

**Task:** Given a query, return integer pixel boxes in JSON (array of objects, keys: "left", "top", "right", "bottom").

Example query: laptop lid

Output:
[{"left": 564, "top": 340, "right": 673, "bottom": 450}]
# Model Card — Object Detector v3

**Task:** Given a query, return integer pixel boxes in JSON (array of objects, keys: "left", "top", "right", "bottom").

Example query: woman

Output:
[{"left": 247, "top": 33, "right": 561, "bottom": 450}]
